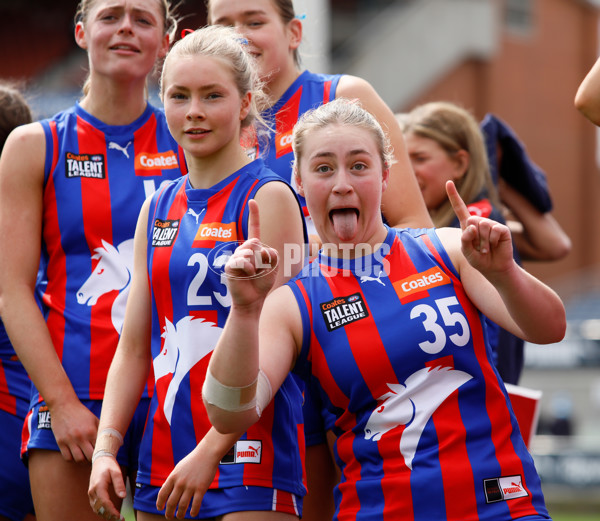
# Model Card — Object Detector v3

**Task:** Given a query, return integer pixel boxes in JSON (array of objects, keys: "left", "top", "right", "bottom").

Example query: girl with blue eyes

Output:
[
  {"left": 89, "top": 25, "right": 306, "bottom": 521},
  {"left": 0, "top": 1, "right": 186, "bottom": 520}
]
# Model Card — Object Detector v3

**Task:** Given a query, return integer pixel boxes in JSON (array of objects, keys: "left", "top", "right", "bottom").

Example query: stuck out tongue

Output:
[{"left": 331, "top": 209, "right": 358, "bottom": 241}]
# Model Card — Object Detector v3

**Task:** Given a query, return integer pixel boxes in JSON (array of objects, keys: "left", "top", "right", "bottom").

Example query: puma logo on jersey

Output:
[
  {"left": 220, "top": 440, "right": 262, "bottom": 464},
  {"left": 109, "top": 141, "right": 132, "bottom": 158},
  {"left": 360, "top": 271, "right": 386, "bottom": 286},
  {"left": 484, "top": 475, "right": 528, "bottom": 503},
  {"left": 65, "top": 152, "right": 105, "bottom": 179},
  {"left": 187, "top": 208, "right": 205, "bottom": 224}
]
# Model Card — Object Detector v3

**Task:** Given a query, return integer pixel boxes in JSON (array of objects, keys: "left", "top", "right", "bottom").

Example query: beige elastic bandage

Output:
[
  {"left": 92, "top": 428, "right": 124, "bottom": 464},
  {"left": 203, "top": 368, "right": 272, "bottom": 417}
]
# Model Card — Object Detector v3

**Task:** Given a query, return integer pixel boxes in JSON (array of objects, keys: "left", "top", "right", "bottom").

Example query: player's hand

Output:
[
  {"left": 225, "top": 199, "right": 279, "bottom": 308},
  {"left": 88, "top": 455, "right": 125, "bottom": 521},
  {"left": 446, "top": 180, "right": 514, "bottom": 277},
  {"left": 49, "top": 397, "right": 98, "bottom": 462},
  {"left": 156, "top": 443, "right": 217, "bottom": 519}
]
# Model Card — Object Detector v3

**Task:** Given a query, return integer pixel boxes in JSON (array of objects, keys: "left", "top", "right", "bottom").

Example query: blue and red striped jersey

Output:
[
  {"left": 288, "top": 226, "right": 550, "bottom": 521},
  {"left": 137, "top": 159, "right": 306, "bottom": 496},
  {"left": 251, "top": 71, "right": 340, "bottom": 215},
  {"left": 36, "top": 102, "right": 186, "bottom": 402}
]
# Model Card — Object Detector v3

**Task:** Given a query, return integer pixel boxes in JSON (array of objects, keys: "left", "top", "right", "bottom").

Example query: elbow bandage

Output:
[
  {"left": 92, "top": 428, "right": 123, "bottom": 464},
  {"left": 203, "top": 368, "right": 273, "bottom": 417}
]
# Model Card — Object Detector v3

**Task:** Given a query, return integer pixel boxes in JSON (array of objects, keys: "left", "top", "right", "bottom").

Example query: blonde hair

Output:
[
  {"left": 292, "top": 98, "right": 393, "bottom": 176},
  {"left": 399, "top": 101, "right": 499, "bottom": 227},
  {"left": 75, "top": 0, "right": 179, "bottom": 96},
  {"left": 205, "top": 0, "right": 301, "bottom": 68},
  {"left": 160, "top": 25, "right": 270, "bottom": 133}
]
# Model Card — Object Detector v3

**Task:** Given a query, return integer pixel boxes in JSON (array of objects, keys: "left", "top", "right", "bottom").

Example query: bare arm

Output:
[
  {"left": 575, "top": 56, "right": 600, "bottom": 125},
  {"left": 88, "top": 201, "right": 156, "bottom": 519},
  {"left": 439, "top": 181, "right": 566, "bottom": 345},
  {"left": 0, "top": 123, "right": 100, "bottom": 462},
  {"left": 499, "top": 180, "right": 571, "bottom": 261},
  {"left": 205, "top": 201, "right": 302, "bottom": 434},
  {"left": 336, "top": 75, "right": 432, "bottom": 228}
]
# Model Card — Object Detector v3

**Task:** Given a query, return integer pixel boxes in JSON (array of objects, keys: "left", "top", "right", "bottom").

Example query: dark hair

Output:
[
  {"left": 0, "top": 82, "right": 32, "bottom": 152},
  {"left": 205, "top": 0, "right": 301, "bottom": 68}
]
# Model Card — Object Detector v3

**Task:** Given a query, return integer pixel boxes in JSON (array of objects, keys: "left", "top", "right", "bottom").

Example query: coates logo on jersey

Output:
[
  {"left": 484, "top": 475, "right": 528, "bottom": 503},
  {"left": 152, "top": 219, "right": 180, "bottom": 247},
  {"left": 320, "top": 293, "right": 369, "bottom": 332},
  {"left": 192, "top": 222, "right": 237, "bottom": 248},
  {"left": 275, "top": 129, "right": 294, "bottom": 158},
  {"left": 134, "top": 151, "right": 179, "bottom": 175},
  {"left": 393, "top": 267, "right": 451, "bottom": 300},
  {"left": 65, "top": 152, "right": 106, "bottom": 179}
]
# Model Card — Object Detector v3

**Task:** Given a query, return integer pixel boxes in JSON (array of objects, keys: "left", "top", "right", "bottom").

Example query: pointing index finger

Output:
[
  {"left": 446, "top": 180, "right": 471, "bottom": 230},
  {"left": 247, "top": 198, "right": 261, "bottom": 241}
]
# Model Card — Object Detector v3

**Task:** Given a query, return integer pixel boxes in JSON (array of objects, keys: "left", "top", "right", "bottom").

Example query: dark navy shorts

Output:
[
  {"left": 0, "top": 406, "right": 35, "bottom": 521},
  {"left": 22, "top": 397, "right": 150, "bottom": 470},
  {"left": 134, "top": 482, "right": 302, "bottom": 519}
]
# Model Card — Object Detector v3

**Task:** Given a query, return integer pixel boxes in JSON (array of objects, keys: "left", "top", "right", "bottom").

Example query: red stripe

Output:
[
  {"left": 149, "top": 183, "right": 188, "bottom": 483},
  {"left": 243, "top": 396, "right": 275, "bottom": 487},
  {"left": 76, "top": 116, "right": 117, "bottom": 397},
  {"left": 191, "top": 178, "right": 239, "bottom": 249},
  {"left": 42, "top": 122, "right": 67, "bottom": 368},
  {"left": 0, "top": 361, "right": 17, "bottom": 414},
  {"left": 321, "top": 265, "right": 414, "bottom": 518},
  {"left": 237, "top": 179, "right": 259, "bottom": 240},
  {"left": 323, "top": 80, "right": 332, "bottom": 104},
  {"left": 149, "top": 376, "right": 175, "bottom": 485},
  {"left": 422, "top": 234, "right": 538, "bottom": 517}
]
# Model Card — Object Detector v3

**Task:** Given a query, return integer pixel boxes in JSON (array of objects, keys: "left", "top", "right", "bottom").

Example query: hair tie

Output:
[
  {"left": 296, "top": 13, "right": 306, "bottom": 20},
  {"left": 181, "top": 28, "right": 194, "bottom": 39}
]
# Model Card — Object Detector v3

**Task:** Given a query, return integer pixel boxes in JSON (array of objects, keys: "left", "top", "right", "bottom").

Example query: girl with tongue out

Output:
[{"left": 204, "top": 98, "right": 566, "bottom": 521}]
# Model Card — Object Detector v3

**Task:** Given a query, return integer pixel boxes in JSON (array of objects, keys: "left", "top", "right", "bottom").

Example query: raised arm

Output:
[
  {"left": 438, "top": 181, "right": 566, "bottom": 345},
  {"left": 336, "top": 75, "right": 432, "bottom": 228},
  {"left": 575, "top": 56, "right": 600, "bottom": 125},
  {"left": 204, "top": 200, "right": 301, "bottom": 434}
]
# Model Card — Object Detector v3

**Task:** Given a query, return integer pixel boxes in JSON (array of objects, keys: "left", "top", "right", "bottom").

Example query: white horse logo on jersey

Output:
[
  {"left": 76, "top": 238, "right": 134, "bottom": 334},
  {"left": 364, "top": 365, "right": 472, "bottom": 469},
  {"left": 153, "top": 316, "right": 223, "bottom": 425},
  {"left": 108, "top": 141, "right": 132, "bottom": 158}
]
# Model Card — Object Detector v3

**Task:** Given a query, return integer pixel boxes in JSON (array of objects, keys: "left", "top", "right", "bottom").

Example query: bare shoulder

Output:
[
  {"left": 0, "top": 122, "right": 46, "bottom": 182},
  {"left": 336, "top": 74, "right": 377, "bottom": 100}
]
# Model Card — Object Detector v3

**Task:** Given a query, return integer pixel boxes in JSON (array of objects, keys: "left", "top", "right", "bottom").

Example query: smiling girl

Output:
[
  {"left": 0, "top": 1, "right": 186, "bottom": 520},
  {"left": 88, "top": 25, "right": 306, "bottom": 521}
]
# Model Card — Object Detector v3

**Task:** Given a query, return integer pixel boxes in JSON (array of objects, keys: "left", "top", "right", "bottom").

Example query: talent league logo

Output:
[
  {"left": 65, "top": 152, "right": 106, "bottom": 179},
  {"left": 320, "top": 293, "right": 369, "bottom": 332},
  {"left": 152, "top": 219, "right": 180, "bottom": 247}
]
